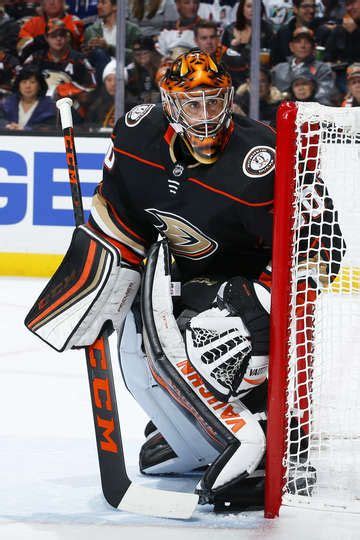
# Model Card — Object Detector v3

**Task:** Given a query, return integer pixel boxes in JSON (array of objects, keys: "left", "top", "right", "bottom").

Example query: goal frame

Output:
[
  {"left": 265, "top": 100, "right": 360, "bottom": 518},
  {"left": 265, "top": 101, "right": 304, "bottom": 518}
]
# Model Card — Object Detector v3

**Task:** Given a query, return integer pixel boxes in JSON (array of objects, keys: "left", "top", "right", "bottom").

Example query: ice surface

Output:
[{"left": 0, "top": 277, "right": 359, "bottom": 539}]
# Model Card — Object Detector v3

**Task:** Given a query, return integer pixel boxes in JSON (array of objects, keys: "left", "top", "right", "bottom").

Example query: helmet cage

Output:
[{"left": 161, "top": 86, "right": 234, "bottom": 138}]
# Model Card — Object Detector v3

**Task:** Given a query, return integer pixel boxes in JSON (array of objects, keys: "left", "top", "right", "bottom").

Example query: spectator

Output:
[
  {"left": 288, "top": 69, "right": 318, "bottom": 100},
  {"left": 270, "top": 0, "right": 324, "bottom": 65},
  {"left": 83, "top": 0, "right": 141, "bottom": 83},
  {"left": 194, "top": 19, "right": 224, "bottom": 59},
  {"left": 87, "top": 58, "right": 116, "bottom": 130},
  {"left": 221, "top": 0, "right": 274, "bottom": 59},
  {"left": 341, "top": 61, "right": 360, "bottom": 106},
  {"left": 315, "top": 2, "right": 351, "bottom": 47},
  {"left": 125, "top": 36, "right": 162, "bottom": 110},
  {"left": 24, "top": 17, "right": 96, "bottom": 120},
  {"left": 128, "top": 0, "right": 178, "bottom": 37},
  {"left": 263, "top": 0, "right": 326, "bottom": 30},
  {"left": 194, "top": 19, "right": 249, "bottom": 86},
  {"left": 156, "top": 0, "right": 200, "bottom": 57},
  {"left": 0, "top": 1, "right": 20, "bottom": 56},
  {"left": 272, "top": 26, "right": 335, "bottom": 104},
  {"left": 17, "top": 0, "right": 84, "bottom": 60},
  {"left": 0, "top": 65, "right": 56, "bottom": 130},
  {"left": 323, "top": 0, "right": 360, "bottom": 94},
  {"left": 233, "top": 66, "right": 283, "bottom": 127}
]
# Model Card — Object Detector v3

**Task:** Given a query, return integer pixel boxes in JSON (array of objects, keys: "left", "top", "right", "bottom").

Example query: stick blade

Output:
[{"left": 118, "top": 483, "right": 198, "bottom": 519}]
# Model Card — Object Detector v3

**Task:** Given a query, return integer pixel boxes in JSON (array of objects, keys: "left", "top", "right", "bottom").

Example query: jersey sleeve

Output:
[{"left": 87, "top": 120, "right": 153, "bottom": 268}]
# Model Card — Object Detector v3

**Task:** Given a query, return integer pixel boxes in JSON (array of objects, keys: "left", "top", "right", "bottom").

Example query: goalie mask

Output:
[{"left": 159, "top": 49, "right": 234, "bottom": 165}]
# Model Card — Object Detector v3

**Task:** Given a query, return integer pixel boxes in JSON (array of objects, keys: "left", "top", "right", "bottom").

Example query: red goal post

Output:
[{"left": 265, "top": 101, "right": 360, "bottom": 518}]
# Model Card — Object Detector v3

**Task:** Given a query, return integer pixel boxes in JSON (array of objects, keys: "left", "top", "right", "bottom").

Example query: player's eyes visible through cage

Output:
[
  {"left": 164, "top": 88, "right": 233, "bottom": 137},
  {"left": 181, "top": 98, "right": 225, "bottom": 120}
]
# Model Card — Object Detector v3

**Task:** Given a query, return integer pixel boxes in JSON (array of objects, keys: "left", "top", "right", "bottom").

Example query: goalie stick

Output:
[{"left": 56, "top": 97, "right": 198, "bottom": 519}]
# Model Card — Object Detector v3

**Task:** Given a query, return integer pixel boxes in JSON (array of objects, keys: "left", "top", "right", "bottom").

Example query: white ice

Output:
[{"left": 0, "top": 277, "right": 359, "bottom": 539}]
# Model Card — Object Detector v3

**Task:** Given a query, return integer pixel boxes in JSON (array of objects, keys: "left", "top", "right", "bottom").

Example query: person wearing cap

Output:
[
  {"left": 289, "top": 69, "right": 318, "bottom": 100},
  {"left": 24, "top": 17, "right": 96, "bottom": 121},
  {"left": 323, "top": 0, "right": 360, "bottom": 94},
  {"left": 271, "top": 25, "right": 335, "bottom": 104},
  {"left": 270, "top": 0, "right": 325, "bottom": 65},
  {"left": 125, "top": 37, "right": 162, "bottom": 110},
  {"left": 341, "top": 62, "right": 360, "bottom": 106},
  {"left": 83, "top": 0, "right": 141, "bottom": 84},
  {"left": 17, "top": 0, "right": 84, "bottom": 61}
]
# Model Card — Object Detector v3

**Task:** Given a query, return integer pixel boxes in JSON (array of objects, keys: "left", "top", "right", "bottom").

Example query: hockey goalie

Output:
[{"left": 25, "top": 49, "right": 345, "bottom": 510}]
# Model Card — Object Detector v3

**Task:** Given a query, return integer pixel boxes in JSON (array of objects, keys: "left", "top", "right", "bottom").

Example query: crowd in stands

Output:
[{"left": 0, "top": 0, "right": 359, "bottom": 133}]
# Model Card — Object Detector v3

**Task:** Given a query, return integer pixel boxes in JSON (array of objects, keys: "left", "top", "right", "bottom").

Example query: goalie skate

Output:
[
  {"left": 140, "top": 422, "right": 178, "bottom": 475},
  {"left": 140, "top": 421, "right": 208, "bottom": 475},
  {"left": 198, "top": 454, "right": 266, "bottom": 512}
]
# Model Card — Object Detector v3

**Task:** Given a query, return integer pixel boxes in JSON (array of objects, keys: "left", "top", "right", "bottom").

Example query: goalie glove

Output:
[
  {"left": 25, "top": 225, "right": 141, "bottom": 351},
  {"left": 185, "top": 277, "right": 270, "bottom": 403},
  {"left": 217, "top": 276, "right": 271, "bottom": 356}
]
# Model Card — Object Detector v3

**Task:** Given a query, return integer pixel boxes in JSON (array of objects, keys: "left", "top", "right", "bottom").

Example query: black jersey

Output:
[
  {"left": 89, "top": 104, "right": 276, "bottom": 281},
  {"left": 25, "top": 48, "right": 96, "bottom": 95}
]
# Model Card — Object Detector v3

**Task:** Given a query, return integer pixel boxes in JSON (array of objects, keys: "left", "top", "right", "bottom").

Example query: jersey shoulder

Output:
[
  {"left": 233, "top": 114, "right": 276, "bottom": 146},
  {"left": 112, "top": 103, "right": 164, "bottom": 148},
  {"left": 211, "top": 115, "right": 276, "bottom": 205}
]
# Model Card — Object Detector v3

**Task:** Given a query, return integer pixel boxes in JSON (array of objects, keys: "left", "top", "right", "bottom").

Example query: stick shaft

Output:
[
  {"left": 63, "top": 126, "right": 85, "bottom": 226},
  {"left": 56, "top": 99, "right": 84, "bottom": 226},
  {"left": 56, "top": 98, "right": 131, "bottom": 507}
]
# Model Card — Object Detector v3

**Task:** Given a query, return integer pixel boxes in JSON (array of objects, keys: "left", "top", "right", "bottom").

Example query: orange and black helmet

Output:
[{"left": 159, "top": 49, "right": 234, "bottom": 164}]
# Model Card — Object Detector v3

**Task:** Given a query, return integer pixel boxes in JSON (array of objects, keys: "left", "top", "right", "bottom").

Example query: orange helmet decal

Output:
[{"left": 160, "top": 49, "right": 232, "bottom": 93}]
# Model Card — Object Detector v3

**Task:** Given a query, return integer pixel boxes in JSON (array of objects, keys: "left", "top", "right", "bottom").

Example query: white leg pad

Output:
[{"left": 118, "top": 311, "right": 219, "bottom": 474}]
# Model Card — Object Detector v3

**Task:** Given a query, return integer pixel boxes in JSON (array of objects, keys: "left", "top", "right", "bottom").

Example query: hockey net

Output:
[{"left": 265, "top": 102, "right": 360, "bottom": 518}]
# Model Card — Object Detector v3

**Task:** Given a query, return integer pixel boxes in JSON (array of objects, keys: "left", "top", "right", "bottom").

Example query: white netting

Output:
[{"left": 283, "top": 103, "right": 360, "bottom": 512}]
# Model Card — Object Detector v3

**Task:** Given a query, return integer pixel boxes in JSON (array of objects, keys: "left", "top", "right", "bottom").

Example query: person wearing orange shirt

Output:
[{"left": 17, "top": 0, "right": 84, "bottom": 61}]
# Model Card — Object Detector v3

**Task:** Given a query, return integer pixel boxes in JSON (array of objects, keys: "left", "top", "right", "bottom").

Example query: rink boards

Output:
[{"left": 0, "top": 134, "right": 108, "bottom": 276}]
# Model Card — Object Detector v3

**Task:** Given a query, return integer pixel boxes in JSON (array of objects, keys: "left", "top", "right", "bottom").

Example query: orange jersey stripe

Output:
[
  {"left": 254, "top": 118, "right": 276, "bottom": 134},
  {"left": 188, "top": 177, "right": 273, "bottom": 207},
  {"left": 113, "top": 146, "right": 166, "bottom": 171}
]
